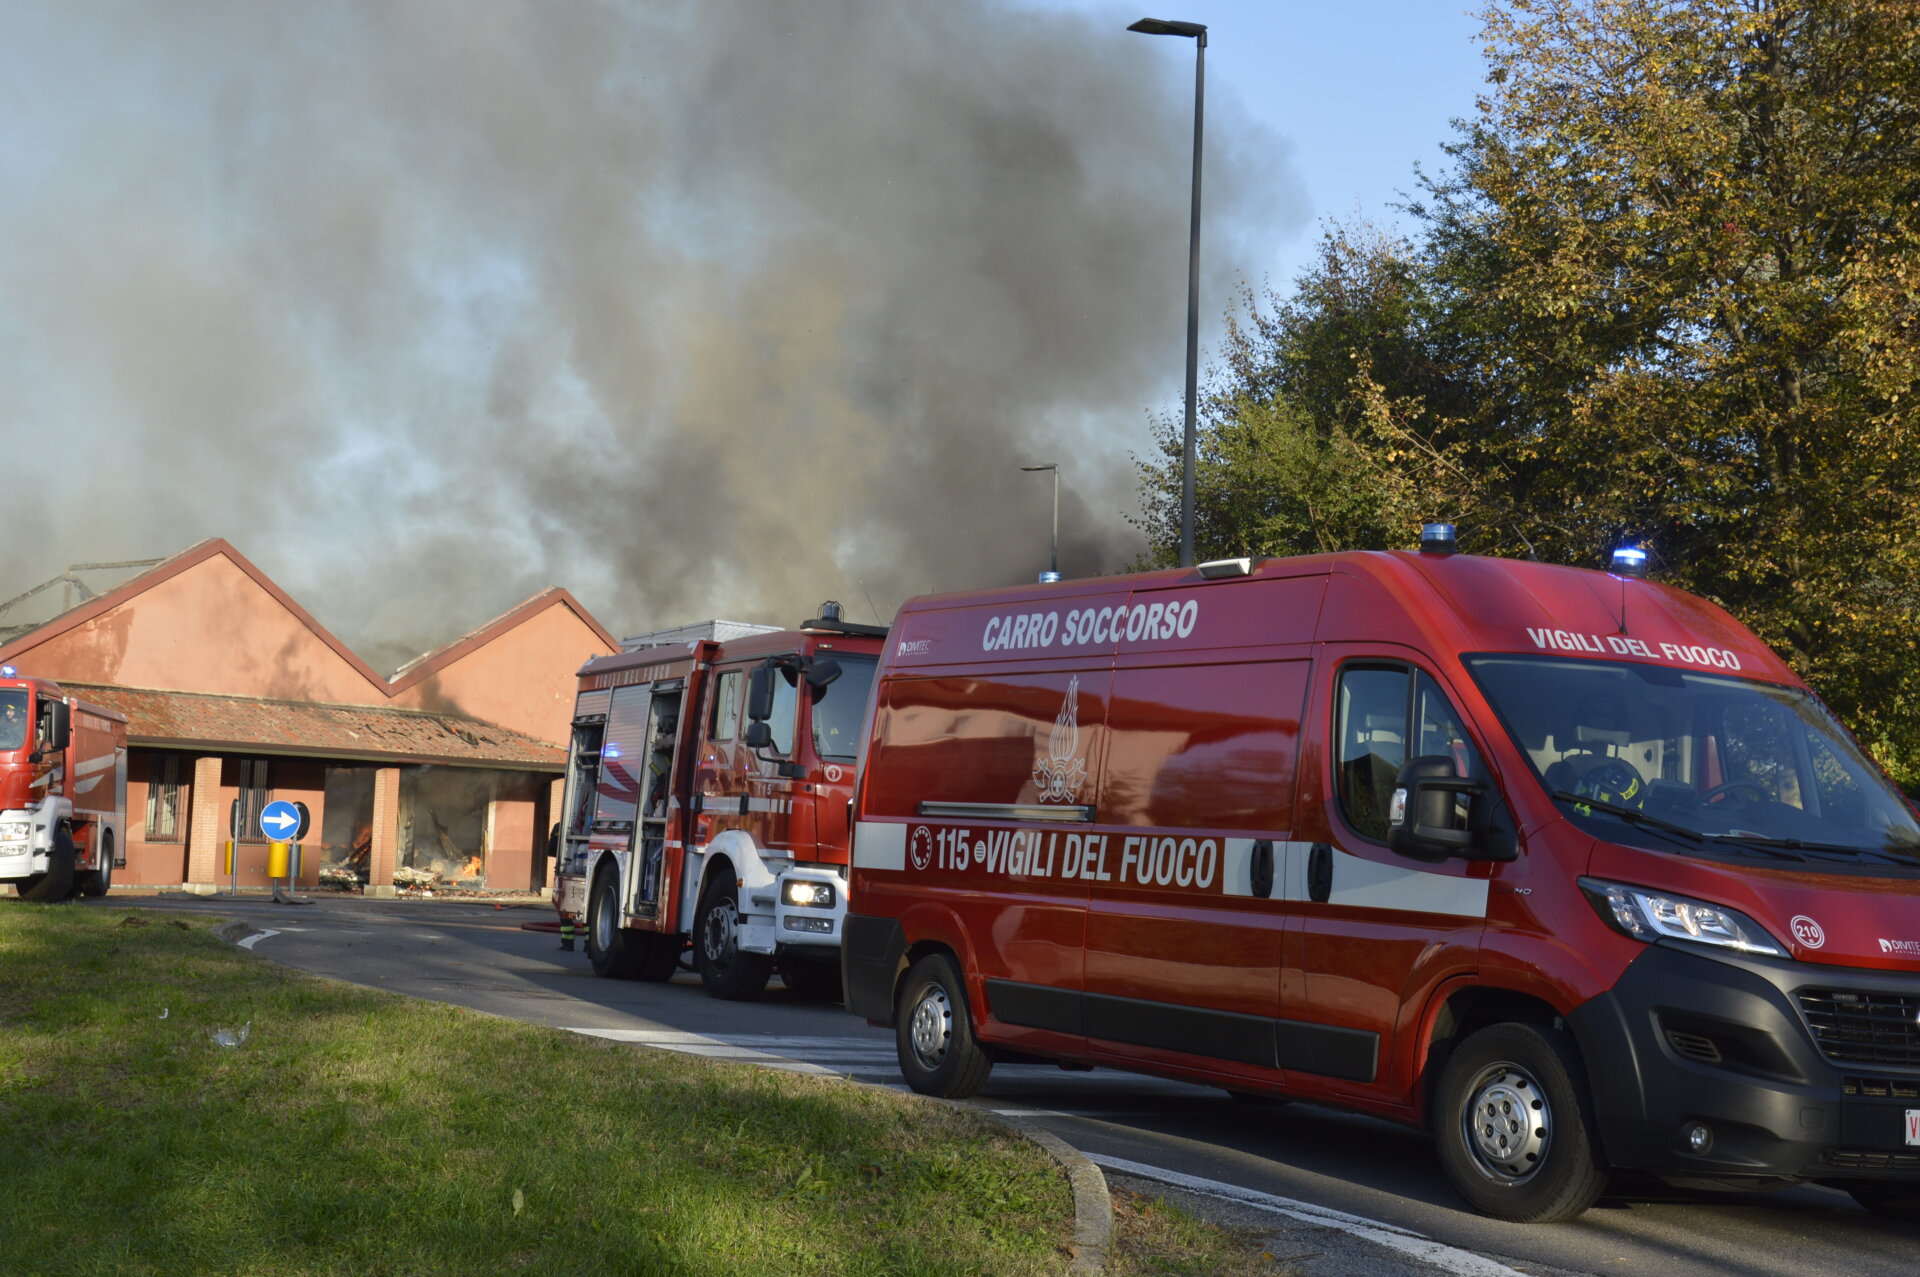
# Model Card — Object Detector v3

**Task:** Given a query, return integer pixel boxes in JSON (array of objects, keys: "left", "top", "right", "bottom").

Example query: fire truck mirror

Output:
[
  {"left": 802, "top": 657, "right": 843, "bottom": 691},
  {"left": 746, "top": 661, "right": 776, "bottom": 723},
  {"left": 40, "top": 699, "right": 70, "bottom": 754},
  {"left": 743, "top": 721, "right": 774, "bottom": 750}
]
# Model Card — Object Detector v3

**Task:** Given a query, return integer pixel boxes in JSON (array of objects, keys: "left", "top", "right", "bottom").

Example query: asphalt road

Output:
[{"left": 88, "top": 893, "right": 1920, "bottom": 1277}]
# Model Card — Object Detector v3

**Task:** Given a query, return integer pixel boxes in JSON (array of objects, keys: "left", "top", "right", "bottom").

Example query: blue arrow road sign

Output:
[{"left": 260, "top": 800, "right": 304, "bottom": 840}]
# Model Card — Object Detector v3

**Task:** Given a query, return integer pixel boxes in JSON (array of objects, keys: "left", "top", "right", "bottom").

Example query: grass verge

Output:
[{"left": 0, "top": 906, "right": 1283, "bottom": 1276}]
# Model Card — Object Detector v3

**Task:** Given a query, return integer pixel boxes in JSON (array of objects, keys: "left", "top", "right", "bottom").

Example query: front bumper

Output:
[{"left": 1570, "top": 942, "right": 1920, "bottom": 1186}]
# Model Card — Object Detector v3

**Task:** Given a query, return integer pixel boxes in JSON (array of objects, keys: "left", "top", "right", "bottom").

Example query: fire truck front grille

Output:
[{"left": 1798, "top": 989, "right": 1920, "bottom": 1067}]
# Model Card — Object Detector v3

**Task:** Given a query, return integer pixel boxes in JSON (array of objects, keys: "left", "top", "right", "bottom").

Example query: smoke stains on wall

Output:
[{"left": 0, "top": 1, "right": 1304, "bottom": 658}]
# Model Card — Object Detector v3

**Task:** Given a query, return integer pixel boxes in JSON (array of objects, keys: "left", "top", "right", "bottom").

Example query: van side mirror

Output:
[{"left": 1387, "top": 755, "right": 1484, "bottom": 862}]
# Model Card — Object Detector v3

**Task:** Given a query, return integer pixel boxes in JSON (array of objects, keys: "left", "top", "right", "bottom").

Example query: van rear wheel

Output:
[
  {"left": 895, "top": 953, "right": 992, "bottom": 1098},
  {"left": 1435, "top": 1022, "right": 1608, "bottom": 1222}
]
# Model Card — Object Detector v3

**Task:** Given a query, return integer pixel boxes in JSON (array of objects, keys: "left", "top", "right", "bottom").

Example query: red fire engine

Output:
[
  {"left": 554, "top": 604, "right": 885, "bottom": 1000},
  {"left": 844, "top": 531, "right": 1920, "bottom": 1222},
  {"left": 0, "top": 666, "right": 128, "bottom": 902}
]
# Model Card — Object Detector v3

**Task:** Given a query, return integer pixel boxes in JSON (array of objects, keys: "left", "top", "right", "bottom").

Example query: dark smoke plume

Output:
[{"left": 0, "top": 1, "right": 1302, "bottom": 669}]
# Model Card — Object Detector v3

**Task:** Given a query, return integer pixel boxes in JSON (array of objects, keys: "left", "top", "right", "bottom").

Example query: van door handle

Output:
[
  {"left": 1308, "top": 843, "right": 1333, "bottom": 904},
  {"left": 1249, "top": 840, "right": 1274, "bottom": 899}
]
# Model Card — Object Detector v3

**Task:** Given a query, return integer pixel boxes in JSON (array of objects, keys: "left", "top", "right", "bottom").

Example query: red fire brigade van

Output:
[{"left": 844, "top": 532, "right": 1920, "bottom": 1222}]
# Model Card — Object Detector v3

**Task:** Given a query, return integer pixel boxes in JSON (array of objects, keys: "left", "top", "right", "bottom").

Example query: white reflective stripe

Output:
[
  {"left": 1319, "top": 846, "right": 1488, "bottom": 918},
  {"left": 852, "top": 821, "right": 905, "bottom": 872},
  {"left": 745, "top": 797, "right": 792, "bottom": 814},
  {"left": 1218, "top": 838, "right": 1314, "bottom": 899},
  {"left": 72, "top": 755, "right": 116, "bottom": 777},
  {"left": 1219, "top": 837, "right": 1257, "bottom": 896}
]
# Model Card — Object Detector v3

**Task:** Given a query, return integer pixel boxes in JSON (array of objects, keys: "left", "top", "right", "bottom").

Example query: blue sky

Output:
[{"left": 1032, "top": 0, "right": 1491, "bottom": 289}]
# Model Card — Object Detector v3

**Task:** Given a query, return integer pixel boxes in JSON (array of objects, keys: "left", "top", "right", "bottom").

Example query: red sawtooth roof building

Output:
[{"left": 0, "top": 540, "right": 617, "bottom": 894}]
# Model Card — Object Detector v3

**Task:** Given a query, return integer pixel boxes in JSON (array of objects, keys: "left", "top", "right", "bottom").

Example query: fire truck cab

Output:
[
  {"left": 845, "top": 538, "right": 1920, "bottom": 1222},
  {"left": 0, "top": 668, "right": 128, "bottom": 902},
  {"left": 555, "top": 605, "right": 884, "bottom": 1000}
]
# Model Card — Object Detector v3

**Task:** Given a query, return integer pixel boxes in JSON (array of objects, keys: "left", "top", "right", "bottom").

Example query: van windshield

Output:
[{"left": 1467, "top": 655, "right": 1920, "bottom": 866}]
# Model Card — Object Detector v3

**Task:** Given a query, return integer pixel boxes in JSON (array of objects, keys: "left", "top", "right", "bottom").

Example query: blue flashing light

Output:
[
  {"left": 1610, "top": 545, "right": 1649, "bottom": 578},
  {"left": 603, "top": 743, "right": 624, "bottom": 760},
  {"left": 1419, "top": 522, "right": 1457, "bottom": 555},
  {"left": 0, "top": 665, "right": 13, "bottom": 679}
]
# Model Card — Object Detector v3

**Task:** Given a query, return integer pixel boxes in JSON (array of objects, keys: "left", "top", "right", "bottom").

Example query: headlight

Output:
[
  {"left": 0, "top": 819, "right": 29, "bottom": 844},
  {"left": 1579, "top": 878, "right": 1784, "bottom": 957},
  {"left": 782, "top": 880, "right": 836, "bottom": 908}
]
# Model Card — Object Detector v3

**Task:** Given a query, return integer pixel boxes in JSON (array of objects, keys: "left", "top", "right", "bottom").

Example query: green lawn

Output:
[{"left": 0, "top": 906, "right": 1281, "bottom": 1277}]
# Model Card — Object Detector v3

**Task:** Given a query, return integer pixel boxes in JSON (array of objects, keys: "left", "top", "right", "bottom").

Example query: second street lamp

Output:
[
  {"left": 1021, "top": 463, "right": 1060, "bottom": 583},
  {"left": 1128, "top": 16, "right": 1206, "bottom": 569}
]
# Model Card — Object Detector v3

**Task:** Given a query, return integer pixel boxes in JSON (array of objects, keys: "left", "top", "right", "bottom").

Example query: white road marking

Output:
[
  {"left": 236, "top": 930, "right": 281, "bottom": 950},
  {"left": 1089, "top": 1153, "right": 1527, "bottom": 1277},
  {"left": 564, "top": 1027, "right": 898, "bottom": 1074}
]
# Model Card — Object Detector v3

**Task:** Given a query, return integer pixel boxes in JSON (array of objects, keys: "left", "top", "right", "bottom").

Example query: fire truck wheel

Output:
[
  {"left": 1848, "top": 1181, "right": 1920, "bottom": 1220},
  {"left": 585, "top": 869, "right": 647, "bottom": 980},
  {"left": 1435, "top": 1022, "right": 1609, "bottom": 1223},
  {"left": 694, "top": 879, "right": 772, "bottom": 1001},
  {"left": 77, "top": 833, "right": 114, "bottom": 898},
  {"left": 780, "top": 956, "right": 843, "bottom": 1002},
  {"left": 16, "top": 830, "right": 77, "bottom": 903},
  {"left": 895, "top": 953, "right": 992, "bottom": 1099}
]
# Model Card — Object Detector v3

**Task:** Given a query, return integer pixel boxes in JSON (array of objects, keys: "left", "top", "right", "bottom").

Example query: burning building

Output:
[{"left": 0, "top": 540, "right": 616, "bottom": 894}]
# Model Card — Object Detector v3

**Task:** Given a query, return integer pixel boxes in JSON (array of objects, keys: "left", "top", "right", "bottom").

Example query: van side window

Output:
[
  {"left": 1338, "top": 667, "right": 1409, "bottom": 841},
  {"left": 1338, "top": 666, "right": 1485, "bottom": 842},
  {"left": 766, "top": 670, "right": 798, "bottom": 757},
  {"left": 709, "top": 670, "right": 742, "bottom": 741}
]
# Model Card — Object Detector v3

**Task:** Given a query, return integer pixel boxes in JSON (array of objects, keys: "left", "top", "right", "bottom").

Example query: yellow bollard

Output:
[
  {"left": 224, "top": 840, "right": 235, "bottom": 875},
  {"left": 267, "top": 840, "right": 291, "bottom": 878}
]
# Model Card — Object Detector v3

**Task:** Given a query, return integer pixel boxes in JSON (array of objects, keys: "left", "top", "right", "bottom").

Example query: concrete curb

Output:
[{"left": 996, "top": 1116, "right": 1113, "bottom": 1275}]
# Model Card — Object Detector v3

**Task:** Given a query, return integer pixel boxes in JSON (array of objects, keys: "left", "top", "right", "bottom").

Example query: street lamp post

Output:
[
  {"left": 1128, "top": 16, "right": 1206, "bottom": 569},
  {"left": 1020, "top": 463, "right": 1060, "bottom": 582}
]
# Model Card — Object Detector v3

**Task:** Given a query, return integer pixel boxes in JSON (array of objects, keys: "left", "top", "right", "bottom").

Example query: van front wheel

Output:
[
  {"left": 1434, "top": 1022, "right": 1608, "bottom": 1222},
  {"left": 895, "top": 954, "right": 992, "bottom": 1098}
]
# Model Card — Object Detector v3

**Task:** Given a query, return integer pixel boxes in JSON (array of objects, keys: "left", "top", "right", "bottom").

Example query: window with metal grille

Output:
[
  {"left": 145, "top": 755, "right": 184, "bottom": 842},
  {"left": 236, "top": 758, "right": 272, "bottom": 842}
]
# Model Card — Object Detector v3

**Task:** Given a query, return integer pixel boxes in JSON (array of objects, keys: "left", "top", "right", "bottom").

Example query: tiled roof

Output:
[{"left": 60, "top": 683, "right": 564, "bottom": 771}]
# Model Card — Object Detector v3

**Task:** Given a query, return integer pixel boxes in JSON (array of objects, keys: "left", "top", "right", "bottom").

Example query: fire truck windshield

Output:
[
  {"left": 810, "top": 654, "right": 876, "bottom": 763},
  {"left": 1468, "top": 655, "right": 1920, "bottom": 864},
  {"left": 0, "top": 691, "right": 26, "bottom": 751}
]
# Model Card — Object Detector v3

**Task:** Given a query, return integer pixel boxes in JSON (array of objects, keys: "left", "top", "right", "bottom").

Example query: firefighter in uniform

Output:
[{"left": 559, "top": 917, "right": 579, "bottom": 951}]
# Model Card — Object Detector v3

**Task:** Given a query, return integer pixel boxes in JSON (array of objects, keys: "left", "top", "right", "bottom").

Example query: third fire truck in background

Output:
[
  {"left": 554, "top": 604, "right": 885, "bottom": 1000},
  {"left": 0, "top": 667, "right": 127, "bottom": 902}
]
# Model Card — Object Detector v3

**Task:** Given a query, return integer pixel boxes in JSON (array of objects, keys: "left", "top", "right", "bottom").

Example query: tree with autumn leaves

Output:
[{"left": 1138, "top": 0, "right": 1920, "bottom": 780}]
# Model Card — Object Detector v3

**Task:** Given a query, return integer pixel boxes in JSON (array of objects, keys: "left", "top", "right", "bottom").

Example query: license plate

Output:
[{"left": 1907, "top": 1110, "right": 1920, "bottom": 1146}]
